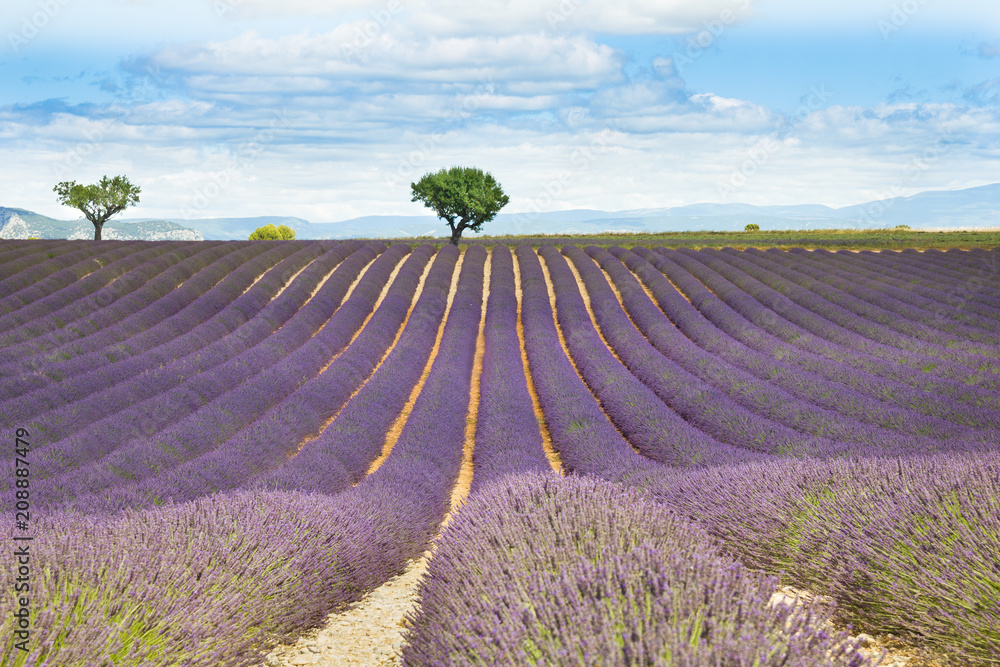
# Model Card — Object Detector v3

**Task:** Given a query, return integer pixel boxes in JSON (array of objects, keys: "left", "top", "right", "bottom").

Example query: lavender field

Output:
[{"left": 1, "top": 238, "right": 998, "bottom": 666}]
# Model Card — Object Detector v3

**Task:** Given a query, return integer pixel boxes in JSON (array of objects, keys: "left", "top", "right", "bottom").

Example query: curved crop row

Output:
[
  {"left": 894, "top": 248, "right": 1000, "bottom": 297},
  {"left": 1, "top": 242, "right": 349, "bottom": 418},
  {"left": 0, "top": 240, "right": 82, "bottom": 282},
  {"left": 0, "top": 241, "right": 263, "bottom": 365},
  {"left": 0, "top": 244, "right": 214, "bottom": 399},
  {"left": 772, "top": 248, "right": 1000, "bottom": 332},
  {"left": 469, "top": 246, "right": 554, "bottom": 492},
  {"left": 1, "top": 244, "right": 377, "bottom": 472},
  {"left": 552, "top": 245, "right": 854, "bottom": 460},
  {"left": 666, "top": 248, "right": 1000, "bottom": 387},
  {"left": 642, "top": 247, "right": 1000, "bottom": 399},
  {"left": 722, "top": 247, "right": 1000, "bottom": 354},
  {"left": 74, "top": 243, "right": 440, "bottom": 511},
  {"left": 345, "top": 242, "right": 486, "bottom": 545},
  {"left": 0, "top": 241, "right": 195, "bottom": 336},
  {"left": 8, "top": 242, "right": 305, "bottom": 369},
  {"left": 0, "top": 241, "right": 147, "bottom": 304},
  {"left": 0, "top": 242, "right": 213, "bottom": 348},
  {"left": 2, "top": 243, "right": 324, "bottom": 435},
  {"left": 26, "top": 244, "right": 407, "bottom": 511},
  {"left": 846, "top": 248, "right": 1000, "bottom": 321},
  {"left": 540, "top": 245, "right": 767, "bottom": 465},
  {"left": 841, "top": 247, "right": 996, "bottom": 293},
  {"left": 514, "top": 245, "right": 702, "bottom": 488},
  {"left": 255, "top": 244, "right": 458, "bottom": 493},
  {"left": 3, "top": 244, "right": 385, "bottom": 503},
  {"left": 593, "top": 246, "right": 1000, "bottom": 438},
  {"left": 0, "top": 241, "right": 244, "bottom": 359}
]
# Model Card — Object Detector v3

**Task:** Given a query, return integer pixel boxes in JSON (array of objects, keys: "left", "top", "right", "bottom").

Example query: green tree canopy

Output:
[
  {"left": 410, "top": 166, "right": 509, "bottom": 245},
  {"left": 249, "top": 224, "right": 296, "bottom": 240},
  {"left": 53, "top": 175, "right": 141, "bottom": 241},
  {"left": 744, "top": 223, "right": 760, "bottom": 232}
]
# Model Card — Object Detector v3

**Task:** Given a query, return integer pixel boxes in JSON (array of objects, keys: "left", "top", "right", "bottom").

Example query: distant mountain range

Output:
[
  {"left": 0, "top": 208, "right": 202, "bottom": 241},
  {"left": 4, "top": 183, "right": 998, "bottom": 241}
]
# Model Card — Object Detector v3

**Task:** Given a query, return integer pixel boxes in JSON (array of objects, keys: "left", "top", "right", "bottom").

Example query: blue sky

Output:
[{"left": 1, "top": 0, "right": 998, "bottom": 223}]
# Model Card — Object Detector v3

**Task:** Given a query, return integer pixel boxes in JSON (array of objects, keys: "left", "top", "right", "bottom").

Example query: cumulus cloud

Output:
[{"left": 148, "top": 29, "right": 625, "bottom": 100}]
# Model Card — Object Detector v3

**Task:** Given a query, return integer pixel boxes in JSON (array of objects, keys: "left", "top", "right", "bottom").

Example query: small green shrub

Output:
[{"left": 248, "top": 224, "right": 295, "bottom": 240}]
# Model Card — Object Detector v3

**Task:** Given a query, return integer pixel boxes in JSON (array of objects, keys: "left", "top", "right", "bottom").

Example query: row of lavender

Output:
[
  {"left": 0, "top": 243, "right": 488, "bottom": 665},
  {"left": 651, "top": 246, "right": 1000, "bottom": 392},
  {"left": 404, "top": 244, "right": 998, "bottom": 664},
  {"left": 596, "top": 246, "right": 999, "bottom": 445},
  {"left": 608, "top": 247, "right": 1000, "bottom": 431},
  {"left": 2, "top": 241, "right": 376, "bottom": 506}
]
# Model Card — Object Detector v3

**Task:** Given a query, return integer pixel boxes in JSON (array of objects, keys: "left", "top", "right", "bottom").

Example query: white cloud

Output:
[
  {"left": 149, "top": 29, "right": 626, "bottom": 99},
  {"left": 225, "top": 0, "right": 757, "bottom": 35}
]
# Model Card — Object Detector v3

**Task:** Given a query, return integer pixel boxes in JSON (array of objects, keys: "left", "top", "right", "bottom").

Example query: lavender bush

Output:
[
  {"left": 0, "top": 487, "right": 449, "bottom": 666},
  {"left": 653, "top": 450, "right": 1000, "bottom": 663},
  {"left": 404, "top": 473, "right": 870, "bottom": 666}
]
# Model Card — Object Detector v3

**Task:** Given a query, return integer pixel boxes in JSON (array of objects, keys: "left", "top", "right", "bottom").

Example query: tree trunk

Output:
[
  {"left": 449, "top": 226, "right": 462, "bottom": 246},
  {"left": 93, "top": 221, "right": 104, "bottom": 241}
]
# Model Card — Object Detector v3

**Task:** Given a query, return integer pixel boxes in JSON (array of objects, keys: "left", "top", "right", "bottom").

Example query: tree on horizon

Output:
[
  {"left": 53, "top": 175, "right": 141, "bottom": 241},
  {"left": 410, "top": 166, "right": 509, "bottom": 245}
]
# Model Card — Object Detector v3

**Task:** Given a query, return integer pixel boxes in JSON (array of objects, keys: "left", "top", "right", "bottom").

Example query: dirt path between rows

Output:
[
  {"left": 512, "top": 250, "right": 562, "bottom": 474},
  {"left": 259, "top": 247, "right": 484, "bottom": 667}
]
